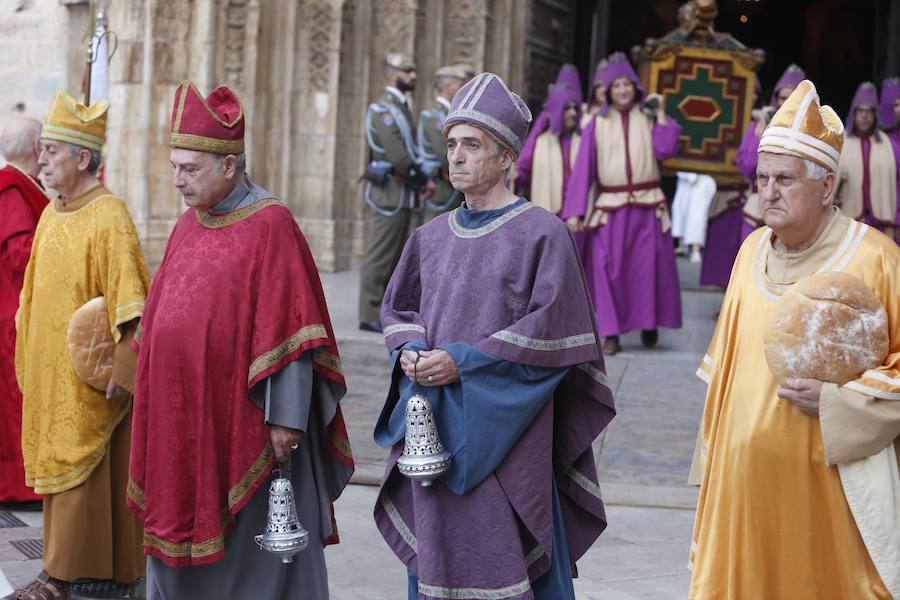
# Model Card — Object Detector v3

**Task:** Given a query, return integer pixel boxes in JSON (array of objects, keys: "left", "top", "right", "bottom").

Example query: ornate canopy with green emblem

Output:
[{"left": 637, "top": 0, "right": 765, "bottom": 182}]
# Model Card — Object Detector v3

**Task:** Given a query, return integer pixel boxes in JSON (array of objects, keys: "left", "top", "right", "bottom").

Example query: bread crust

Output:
[
  {"left": 764, "top": 272, "right": 889, "bottom": 384},
  {"left": 66, "top": 296, "right": 115, "bottom": 391}
]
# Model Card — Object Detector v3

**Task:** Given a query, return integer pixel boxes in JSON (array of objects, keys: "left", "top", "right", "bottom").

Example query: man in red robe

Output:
[
  {"left": 0, "top": 117, "right": 46, "bottom": 506},
  {"left": 129, "top": 82, "right": 354, "bottom": 599}
]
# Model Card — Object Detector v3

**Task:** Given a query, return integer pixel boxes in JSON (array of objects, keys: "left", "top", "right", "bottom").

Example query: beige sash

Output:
[
  {"left": 531, "top": 130, "right": 581, "bottom": 215},
  {"left": 586, "top": 105, "right": 669, "bottom": 231},
  {"left": 837, "top": 131, "right": 897, "bottom": 224},
  {"left": 593, "top": 105, "right": 665, "bottom": 211}
]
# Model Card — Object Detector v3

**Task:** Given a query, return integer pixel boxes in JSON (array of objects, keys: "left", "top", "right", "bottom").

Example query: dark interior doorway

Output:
[{"left": 570, "top": 0, "right": 893, "bottom": 117}]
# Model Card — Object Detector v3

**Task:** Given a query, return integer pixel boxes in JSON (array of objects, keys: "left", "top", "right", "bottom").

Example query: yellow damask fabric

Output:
[
  {"left": 15, "top": 186, "right": 149, "bottom": 494},
  {"left": 691, "top": 211, "right": 896, "bottom": 599}
]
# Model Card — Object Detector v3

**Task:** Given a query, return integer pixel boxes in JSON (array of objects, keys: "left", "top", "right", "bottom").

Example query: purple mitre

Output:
[
  {"left": 880, "top": 77, "right": 900, "bottom": 131},
  {"left": 443, "top": 72, "right": 533, "bottom": 155},
  {"left": 555, "top": 63, "right": 584, "bottom": 102},
  {"left": 771, "top": 64, "right": 805, "bottom": 105},
  {"left": 846, "top": 81, "right": 879, "bottom": 135}
]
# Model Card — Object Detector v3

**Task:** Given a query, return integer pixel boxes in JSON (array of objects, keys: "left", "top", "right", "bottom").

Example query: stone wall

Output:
[{"left": 0, "top": 0, "right": 573, "bottom": 272}]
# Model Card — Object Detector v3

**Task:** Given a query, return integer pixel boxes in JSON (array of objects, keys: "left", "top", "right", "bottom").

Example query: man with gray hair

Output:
[
  {"left": 376, "top": 72, "right": 615, "bottom": 600},
  {"left": 418, "top": 64, "right": 469, "bottom": 221},
  {"left": 690, "top": 80, "right": 900, "bottom": 597},
  {"left": 15, "top": 91, "right": 149, "bottom": 599},
  {"left": 0, "top": 116, "right": 46, "bottom": 508},
  {"left": 130, "top": 81, "right": 353, "bottom": 600}
]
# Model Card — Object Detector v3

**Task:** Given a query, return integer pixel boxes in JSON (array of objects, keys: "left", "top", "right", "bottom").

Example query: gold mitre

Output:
[
  {"left": 41, "top": 91, "right": 108, "bottom": 152},
  {"left": 758, "top": 79, "right": 844, "bottom": 172}
]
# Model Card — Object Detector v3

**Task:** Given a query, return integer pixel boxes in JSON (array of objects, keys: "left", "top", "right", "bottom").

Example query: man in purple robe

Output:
[
  {"left": 882, "top": 77, "right": 900, "bottom": 242},
  {"left": 374, "top": 72, "right": 615, "bottom": 600},
  {"left": 882, "top": 77, "right": 900, "bottom": 148},
  {"left": 835, "top": 81, "right": 900, "bottom": 238},
  {"left": 561, "top": 52, "right": 683, "bottom": 356},
  {"left": 582, "top": 58, "right": 609, "bottom": 128},
  {"left": 735, "top": 64, "right": 805, "bottom": 241},
  {"left": 515, "top": 83, "right": 582, "bottom": 217}
]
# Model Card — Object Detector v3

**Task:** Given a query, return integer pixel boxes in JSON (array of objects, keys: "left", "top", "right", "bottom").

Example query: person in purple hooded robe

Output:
[
  {"left": 835, "top": 81, "right": 900, "bottom": 238},
  {"left": 520, "top": 64, "right": 584, "bottom": 155},
  {"left": 515, "top": 83, "right": 582, "bottom": 217},
  {"left": 881, "top": 77, "right": 900, "bottom": 242},
  {"left": 581, "top": 58, "right": 609, "bottom": 129},
  {"left": 561, "top": 52, "right": 683, "bottom": 356},
  {"left": 374, "top": 72, "right": 616, "bottom": 600},
  {"left": 735, "top": 64, "right": 805, "bottom": 241},
  {"left": 696, "top": 77, "right": 764, "bottom": 287},
  {"left": 880, "top": 77, "right": 900, "bottom": 147}
]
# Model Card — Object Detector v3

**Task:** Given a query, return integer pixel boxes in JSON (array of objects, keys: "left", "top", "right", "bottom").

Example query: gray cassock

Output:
[{"left": 146, "top": 177, "right": 345, "bottom": 600}]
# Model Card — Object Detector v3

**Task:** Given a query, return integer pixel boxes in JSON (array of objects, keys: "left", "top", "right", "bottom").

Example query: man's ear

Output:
[
  {"left": 223, "top": 154, "right": 238, "bottom": 179},
  {"left": 822, "top": 171, "right": 836, "bottom": 206},
  {"left": 78, "top": 148, "right": 92, "bottom": 172},
  {"left": 501, "top": 148, "right": 516, "bottom": 170}
]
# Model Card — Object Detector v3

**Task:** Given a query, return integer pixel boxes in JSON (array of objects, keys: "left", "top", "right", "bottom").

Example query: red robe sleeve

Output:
[{"left": 0, "top": 187, "right": 38, "bottom": 274}]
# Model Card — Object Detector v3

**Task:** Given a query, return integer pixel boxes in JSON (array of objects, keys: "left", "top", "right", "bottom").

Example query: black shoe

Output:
[
  {"left": 602, "top": 336, "right": 621, "bottom": 356},
  {"left": 641, "top": 329, "right": 658, "bottom": 348},
  {"left": 359, "top": 320, "right": 383, "bottom": 333}
]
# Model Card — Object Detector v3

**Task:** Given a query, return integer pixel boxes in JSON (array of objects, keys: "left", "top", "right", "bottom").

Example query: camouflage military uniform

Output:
[
  {"left": 418, "top": 96, "right": 462, "bottom": 222},
  {"left": 358, "top": 87, "right": 425, "bottom": 325}
]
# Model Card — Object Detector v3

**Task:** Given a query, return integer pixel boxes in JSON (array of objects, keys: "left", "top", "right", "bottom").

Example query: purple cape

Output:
[{"left": 376, "top": 203, "right": 615, "bottom": 599}]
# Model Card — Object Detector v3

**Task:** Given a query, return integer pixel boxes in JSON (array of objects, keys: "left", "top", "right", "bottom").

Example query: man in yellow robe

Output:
[
  {"left": 690, "top": 79, "right": 900, "bottom": 599},
  {"left": 14, "top": 91, "right": 149, "bottom": 599}
]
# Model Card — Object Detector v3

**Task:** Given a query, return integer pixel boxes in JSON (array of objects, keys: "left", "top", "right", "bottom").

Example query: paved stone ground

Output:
[{"left": 1, "top": 257, "right": 723, "bottom": 599}]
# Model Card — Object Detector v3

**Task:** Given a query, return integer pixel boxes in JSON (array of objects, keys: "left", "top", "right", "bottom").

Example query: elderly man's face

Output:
[
  {"left": 170, "top": 148, "right": 238, "bottom": 211},
  {"left": 757, "top": 152, "right": 833, "bottom": 235},
  {"left": 854, "top": 105, "right": 877, "bottom": 135},
  {"left": 38, "top": 139, "right": 89, "bottom": 193},
  {"left": 446, "top": 123, "right": 513, "bottom": 195},
  {"left": 610, "top": 78, "right": 636, "bottom": 111}
]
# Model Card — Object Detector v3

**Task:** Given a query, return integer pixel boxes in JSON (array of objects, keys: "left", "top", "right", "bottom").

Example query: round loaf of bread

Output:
[
  {"left": 67, "top": 296, "right": 115, "bottom": 392},
  {"left": 764, "top": 271, "right": 889, "bottom": 385}
]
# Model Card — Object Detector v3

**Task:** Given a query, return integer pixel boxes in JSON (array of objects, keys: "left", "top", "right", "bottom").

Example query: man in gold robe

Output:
[
  {"left": 690, "top": 79, "right": 900, "bottom": 599},
  {"left": 14, "top": 91, "right": 149, "bottom": 599}
]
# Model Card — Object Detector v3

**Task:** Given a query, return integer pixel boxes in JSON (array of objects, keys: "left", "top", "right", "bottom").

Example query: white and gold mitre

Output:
[{"left": 758, "top": 79, "right": 844, "bottom": 172}]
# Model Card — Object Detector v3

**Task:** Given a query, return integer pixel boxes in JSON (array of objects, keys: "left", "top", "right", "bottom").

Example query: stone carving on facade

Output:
[
  {"left": 223, "top": 0, "right": 250, "bottom": 89},
  {"left": 305, "top": 0, "right": 336, "bottom": 91},
  {"left": 373, "top": 0, "right": 417, "bottom": 57},
  {"left": 444, "top": 0, "right": 487, "bottom": 68}
]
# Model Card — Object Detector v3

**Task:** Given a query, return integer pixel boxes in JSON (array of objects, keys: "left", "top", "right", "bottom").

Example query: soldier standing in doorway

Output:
[
  {"left": 418, "top": 65, "right": 470, "bottom": 222},
  {"left": 359, "top": 52, "right": 434, "bottom": 333}
]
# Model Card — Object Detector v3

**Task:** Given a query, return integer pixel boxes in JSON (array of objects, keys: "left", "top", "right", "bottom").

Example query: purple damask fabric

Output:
[{"left": 376, "top": 202, "right": 615, "bottom": 600}]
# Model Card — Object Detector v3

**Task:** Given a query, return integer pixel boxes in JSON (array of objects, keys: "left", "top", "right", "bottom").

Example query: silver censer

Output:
[
  {"left": 255, "top": 466, "right": 309, "bottom": 563},
  {"left": 397, "top": 356, "right": 451, "bottom": 486}
]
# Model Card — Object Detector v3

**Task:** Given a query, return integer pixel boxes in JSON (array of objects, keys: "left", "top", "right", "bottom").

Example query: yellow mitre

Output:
[
  {"left": 41, "top": 91, "right": 108, "bottom": 152},
  {"left": 758, "top": 79, "right": 844, "bottom": 172}
]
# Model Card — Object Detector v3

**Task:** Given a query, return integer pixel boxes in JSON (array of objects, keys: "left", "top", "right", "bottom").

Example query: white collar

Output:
[
  {"left": 386, "top": 86, "right": 408, "bottom": 106},
  {"left": 436, "top": 96, "right": 452, "bottom": 111}
]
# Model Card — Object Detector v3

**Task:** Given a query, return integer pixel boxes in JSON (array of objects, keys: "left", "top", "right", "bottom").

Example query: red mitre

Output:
[{"left": 170, "top": 81, "right": 245, "bottom": 154}]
